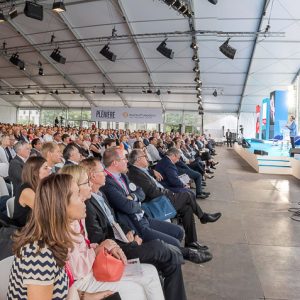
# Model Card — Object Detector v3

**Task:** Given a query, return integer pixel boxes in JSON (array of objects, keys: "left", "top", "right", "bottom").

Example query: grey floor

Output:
[{"left": 183, "top": 147, "right": 300, "bottom": 300}]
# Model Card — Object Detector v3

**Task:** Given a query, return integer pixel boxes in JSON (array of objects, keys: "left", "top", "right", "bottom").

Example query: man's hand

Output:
[
  {"left": 153, "top": 170, "right": 163, "bottom": 181},
  {"left": 126, "top": 231, "right": 135, "bottom": 242},
  {"left": 98, "top": 239, "right": 118, "bottom": 253},
  {"left": 126, "top": 195, "right": 134, "bottom": 200},
  {"left": 110, "top": 246, "right": 127, "bottom": 264},
  {"left": 134, "top": 235, "right": 143, "bottom": 245}
]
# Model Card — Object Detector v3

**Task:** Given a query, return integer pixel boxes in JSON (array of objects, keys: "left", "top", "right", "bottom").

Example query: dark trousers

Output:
[
  {"left": 290, "top": 136, "right": 295, "bottom": 149},
  {"left": 226, "top": 138, "right": 232, "bottom": 147},
  {"left": 138, "top": 217, "right": 184, "bottom": 248},
  {"left": 121, "top": 240, "right": 187, "bottom": 300},
  {"left": 176, "top": 163, "right": 202, "bottom": 195},
  {"left": 166, "top": 190, "right": 204, "bottom": 244}
]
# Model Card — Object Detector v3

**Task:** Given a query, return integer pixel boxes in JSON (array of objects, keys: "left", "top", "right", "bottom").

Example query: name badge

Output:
[{"left": 129, "top": 182, "right": 137, "bottom": 192}]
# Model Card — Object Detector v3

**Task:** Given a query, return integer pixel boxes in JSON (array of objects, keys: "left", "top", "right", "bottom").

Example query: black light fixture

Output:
[
  {"left": 52, "top": 0, "right": 66, "bottom": 13},
  {"left": 100, "top": 44, "right": 116, "bottom": 62},
  {"left": 24, "top": 1, "right": 43, "bottom": 21},
  {"left": 55, "top": 89, "right": 59, "bottom": 95},
  {"left": 38, "top": 61, "right": 44, "bottom": 76},
  {"left": 197, "top": 99, "right": 202, "bottom": 105},
  {"left": 6, "top": 91, "right": 11, "bottom": 95},
  {"left": 102, "top": 84, "right": 106, "bottom": 95},
  {"left": 197, "top": 94, "right": 202, "bottom": 100},
  {"left": 50, "top": 48, "right": 66, "bottom": 64},
  {"left": 0, "top": 10, "right": 6, "bottom": 23},
  {"left": 219, "top": 38, "right": 236, "bottom": 59},
  {"left": 49, "top": 90, "right": 54, "bottom": 94},
  {"left": 213, "top": 89, "right": 218, "bottom": 97},
  {"left": 190, "top": 42, "right": 198, "bottom": 50},
  {"left": 167, "top": 90, "right": 171, "bottom": 94},
  {"left": 196, "top": 85, "right": 202, "bottom": 92},
  {"left": 9, "top": 5, "right": 18, "bottom": 19},
  {"left": 193, "top": 66, "right": 199, "bottom": 72},
  {"left": 156, "top": 89, "right": 161, "bottom": 96},
  {"left": 162, "top": 0, "right": 193, "bottom": 18},
  {"left": 208, "top": 0, "right": 218, "bottom": 4},
  {"left": 157, "top": 39, "right": 174, "bottom": 59},
  {"left": 10, "top": 53, "right": 25, "bottom": 70},
  {"left": 194, "top": 76, "right": 201, "bottom": 84},
  {"left": 192, "top": 55, "right": 199, "bottom": 62},
  {"left": 71, "top": 90, "right": 76, "bottom": 94}
]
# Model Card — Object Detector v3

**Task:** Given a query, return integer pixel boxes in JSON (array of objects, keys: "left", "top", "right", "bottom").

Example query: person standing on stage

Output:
[
  {"left": 286, "top": 115, "right": 297, "bottom": 149},
  {"left": 225, "top": 129, "right": 232, "bottom": 147}
]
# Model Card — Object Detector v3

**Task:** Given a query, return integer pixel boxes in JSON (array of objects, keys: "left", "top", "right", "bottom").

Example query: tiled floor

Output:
[{"left": 183, "top": 147, "right": 300, "bottom": 300}]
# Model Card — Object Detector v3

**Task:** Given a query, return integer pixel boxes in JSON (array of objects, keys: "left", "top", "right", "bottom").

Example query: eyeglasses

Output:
[{"left": 78, "top": 180, "right": 90, "bottom": 187}]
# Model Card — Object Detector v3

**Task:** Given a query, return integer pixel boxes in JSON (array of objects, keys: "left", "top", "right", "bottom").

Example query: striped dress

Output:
[{"left": 7, "top": 241, "right": 68, "bottom": 300}]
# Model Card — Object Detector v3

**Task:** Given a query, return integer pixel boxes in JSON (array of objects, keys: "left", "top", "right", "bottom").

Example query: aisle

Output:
[{"left": 183, "top": 146, "right": 300, "bottom": 300}]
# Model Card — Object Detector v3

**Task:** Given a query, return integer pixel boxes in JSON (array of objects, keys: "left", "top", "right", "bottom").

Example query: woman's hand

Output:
[
  {"left": 110, "top": 246, "right": 127, "bottom": 264},
  {"left": 98, "top": 239, "right": 118, "bottom": 252},
  {"left": 79, "top": 290, "right": 114, "bottom": 300}
]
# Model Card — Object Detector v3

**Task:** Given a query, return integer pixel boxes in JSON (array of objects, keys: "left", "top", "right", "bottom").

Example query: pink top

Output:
[{"left": 68, "top": 220, "right": 97, "bottom": 280}]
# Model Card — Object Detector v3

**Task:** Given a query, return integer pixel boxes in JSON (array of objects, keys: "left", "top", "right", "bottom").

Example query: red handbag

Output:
[{"left": 92, "top": 247, "right": 125, "bottom": 282}]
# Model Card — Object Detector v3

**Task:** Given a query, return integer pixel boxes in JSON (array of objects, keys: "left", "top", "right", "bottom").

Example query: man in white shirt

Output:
[{"left": 146, "top": 137, "right": 161, "bottom": 163}]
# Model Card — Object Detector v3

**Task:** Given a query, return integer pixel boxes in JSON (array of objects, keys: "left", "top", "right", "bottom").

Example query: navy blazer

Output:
[
  {"left": 8, "top": 155, "right": 25, "bottom": 194},
  {"left": 101, "top": 173, "right": 145, "bottom": 233},
  {"left": 155, "top": 156, "right": 186, "bottom": 193}
]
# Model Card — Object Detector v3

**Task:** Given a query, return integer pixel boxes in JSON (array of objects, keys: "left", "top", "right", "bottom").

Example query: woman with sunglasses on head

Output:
[{"left": 60, "top": 165, "right": 163, "bottom": 300}]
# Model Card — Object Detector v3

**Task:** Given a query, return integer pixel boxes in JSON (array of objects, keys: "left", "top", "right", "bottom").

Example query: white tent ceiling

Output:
[{"left": 0, "top": 0, "right": 299, "bottom": 113}]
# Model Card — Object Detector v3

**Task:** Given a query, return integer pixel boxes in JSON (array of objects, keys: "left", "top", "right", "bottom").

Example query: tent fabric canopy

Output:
[{"left": 0, "top": 0, "right": 299, "bottom": 113}]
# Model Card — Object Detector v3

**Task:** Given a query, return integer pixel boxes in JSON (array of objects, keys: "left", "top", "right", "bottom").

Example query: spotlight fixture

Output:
[
  {"left": 52, "top": 0, "right": 66, "bottom": 13},
  {"left": 156, "top": 39, "right": 174, "bottom": 59},
  {"left": 219, "top": 38, "right": 236, "bottom": 60},
  {"left": 161, "top": 0, "right": 193, "bottom": 18},
  {"left": 15, "top": 91, "right": 21, "bottom": 95},
  {"left": 197, "top": 94, "right": 202, "bottom": 100},
  {"left": 192, "top": 55, "right": 199, "bottom": 62},
  {"left": 90, "top": 90, "right": 95, "bottom": 94},
  {"left": 0, "top": 10, "right": 5, "bottom": 23},
  {"left": 197, "top": 99, "right": 202, "bottom": 105},
  {"left": 194, "top": 77, "right": 201, "bottom": 84},
  {"left": 24, "top": 1, "right": 43, "bottom": 21},
  {"left": 10, "top": 53, "right": 25, "bottom": 70},
  {"left": 156, "top": 89, "right": 161, "bottom": 96},
  {"left": 36, "top": 91, "right": 40, "bottom": 94},
  {"left": 71, "top": 90, "right": 76, "bottom": 94},
  {"left": 208, "top": 0, "right": 218, "bottom": 4},
  {"left": 146, "top": 83, "right": 152, "bottom": 94},
  {"left": 50, "top": 48, "right": 66, "bottom": 64},
  {"left": 193, "top": 66, "right": 199, "bottom": 72},
  {"left": 167, "top": 90, "right": 171, "bottom": 94},
  {"left": 6, "top": 91, "right": 11, "bottom": 95},
  {"left": 38, "top": 61, "right": 44, "bottom": 76},
  {"left": 190, "top": 42, "right": 198, "bottom": 50},
  {"left": 9, "top": 6, "right": 18, "bottom": 19},
  {"left": 55, "top": 90, "right": 59, "bottom": 95},
  {"left": 49, "top": 90, "right": 54, "bottom": 94},
  {"left": 100, "top": 44, "right": 116, "bottom": 62},
  {"left": 198, "top": 104, "right": 203, "bottom": 110},
  {"left": 213, "top": 89, "right": 218, "bottom": 97},
  {"left": 196, "top": 85, "right": 202, "bottom": 92},
  {"left": 198, "top": 110, "right": 204, "bottom": 115},
  {"left": 102, "top": 84, "right": 106, "bottom": 95}
]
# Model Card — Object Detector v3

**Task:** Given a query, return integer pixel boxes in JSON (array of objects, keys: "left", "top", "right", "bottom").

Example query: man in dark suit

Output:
[
  {"left": 101, "top": 147, "right": 212, "bottom": 264},
  {"left": 30, "top": 138, "right": 43, "bottom": 157},
  {"left": 226, "top": 129, "right": 233, "bottom": 147},
  {"left": 63, "top": 143, "right": 82, "bottom": 165},
  {"left": 128, "top": 149, "right": 221, "bottom": 250},
  {"left": 155, "top": 147, "right": 208, "bottom": 198},
  {"left": 81, "top": 157, "right": 187, "bottom": 300},
  {"left": 8, "top": 141, "right": 30, "bottom": 194}
]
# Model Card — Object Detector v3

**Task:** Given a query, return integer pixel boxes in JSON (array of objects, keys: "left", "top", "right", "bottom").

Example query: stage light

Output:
[
  {"left": 193, "top": 66, "right": 199, "bottom": 72},
  {"left": 197, "top": 99, "right": 202, "bottom": 105},
  {"left": 208, "top": 0, "right": 218, "bottom": 4},
  {"left": 219, "top": 38, "right": 236, "bottom": 59},
  {"left": 161, "top": 0, "right": 193, "bottom": 18},
  {"left": 55, "top": 90, "right": 59, "bottom": 95},
  {"left": 194, "top": 77, "right": 201, "bottom": 83},
  {"left": 190, "top": 42, "right": 198, "bottom": 50},
  {"left": 157, "top": 39, "right": 174, "bottom": 59},
  {"left": 38, "top": 61, "right": 44, "bottom": 76},
  {"left": 90, "top": 90, "right": 95, "bottom": 94},
  {"left": 213, "top": 89, "right": 218, "bottom": 97},
  {"left": 6, "top": 91, "right": 10, "bottom": 95},
  {"left": 192, "top": 55, "right": 199, "bottom": 62},
  {"left": 102, "top": 84, "right": 106, "bottom": 95},
  {"left": 52, "top": 1, "right": 66, "bottom": 13},
  {"left": 156, "top": 89, "right": 161, "bottom": 96},
  {"left": 71, "top": 90, "right": 76, "bottom": 94},
  {"left": 24, "top": 1, "right": 43, "bottom": 21},
  {"left": 50, "top": 48, "right": 66, "bottom": 64},
  {"left": 9, "top": 6, "right": 18, "bottom": 19},
  {"left": 197, "top": 94, "right": 202, "bottom": 100},
  {"left": 0, "top": 10, "right": 6, "bottom": 23},
  {"left": 167, "top": 90, "right": 171, "bottom": 94},
  {"left": 100, "top": 44, "right": 116, "bottom": 62},
  {"left": 10, "top": 53, "right": 25, "bottom": 70},
  {"left": 196, "top": 85, "right": 202, "bottom": 92}
]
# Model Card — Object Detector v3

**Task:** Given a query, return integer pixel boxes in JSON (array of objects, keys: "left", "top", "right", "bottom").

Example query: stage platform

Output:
[{"left": 234, "top": 143, "right": 300, "bottom": 179}]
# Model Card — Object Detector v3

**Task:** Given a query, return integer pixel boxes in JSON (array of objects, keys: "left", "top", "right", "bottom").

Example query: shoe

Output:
[
  {"left": 200, "top": 212, "right": 222, "bottom": 224},
  {"left": 196, "top": 193, "right": 209, "bottom": 199},
  {"left": 213, "top": 162, "right": 219, "bottom": 166},
  {"left": 207, "top": 170, "right": 214, "bottom": 174},
  {"left": 202, "top": 191, "right": 210, "bottom": 196},
  {"left": 186, "top": 249, "right": 213, "bottom": 264},
  {"left": 211, "top": 166, "right": 216, "bottom": 170},
  {"left": 206, "top": 175, "right": 214, "bottom": 179},
  {"left": 185, "top": 241, "right": 209, "bottom": 251},
  {"left": 202, "top": 182, "right": 207, "bottom": 186}
]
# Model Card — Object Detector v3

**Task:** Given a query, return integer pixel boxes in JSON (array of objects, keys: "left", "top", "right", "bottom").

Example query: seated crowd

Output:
[{"left": 0, "top": 123, "right": 222, "bottom": 300}]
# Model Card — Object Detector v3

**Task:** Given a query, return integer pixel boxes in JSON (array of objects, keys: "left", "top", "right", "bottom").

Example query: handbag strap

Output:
[
  {"left": 79, "top": 220, "right": 91, "bottom": 248},
  {"left": 65, "top": 261, "right": 74, "bottom": 287}
]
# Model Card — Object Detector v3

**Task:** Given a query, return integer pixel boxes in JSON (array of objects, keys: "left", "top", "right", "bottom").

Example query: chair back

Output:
[
  {"left": 6, "top": 197, "right": 15, "bottom": 218},
  {"left": 0, "top": 256, "right": 14, "bottom": 298},
  {"left": 0, "top": 177, "right": 9, "bottom": 197}
]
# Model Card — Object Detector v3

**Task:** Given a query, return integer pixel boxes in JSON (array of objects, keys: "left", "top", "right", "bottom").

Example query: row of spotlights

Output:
[{"left": 162, "top": 0, "right": 193, "bottom": 18}]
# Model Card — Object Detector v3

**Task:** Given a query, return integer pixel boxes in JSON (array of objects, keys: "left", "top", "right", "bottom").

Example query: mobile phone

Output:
[{"left": 103, "top": 292, "right": 122, "bottom": 300}]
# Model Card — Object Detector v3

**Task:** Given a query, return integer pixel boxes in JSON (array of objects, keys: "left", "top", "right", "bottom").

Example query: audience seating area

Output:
[{"left": 0, "top": 122, "right": 221, "bottom": 300}]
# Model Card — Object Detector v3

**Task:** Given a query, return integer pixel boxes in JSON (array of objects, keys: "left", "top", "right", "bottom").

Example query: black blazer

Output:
[
  {"left": 8, "top": 155, "right": 25, "bottom": 194},
  {"left": 85, "top": 194, "right": 131, "bottom": 244},
  {"left": 127, "top": 165, "right": 165, "bottom": 202}
]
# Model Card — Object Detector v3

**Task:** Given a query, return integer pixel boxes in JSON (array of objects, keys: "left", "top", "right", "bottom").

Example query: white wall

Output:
[
  {"left": 0, "top": 98, "right": 17, "bottom": 123},
  {"left": 203, "top": 113, "right": 238, "bottom": 138},
  {"left": 238, "top": 112, "right": 256, "bottom": 138}
]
